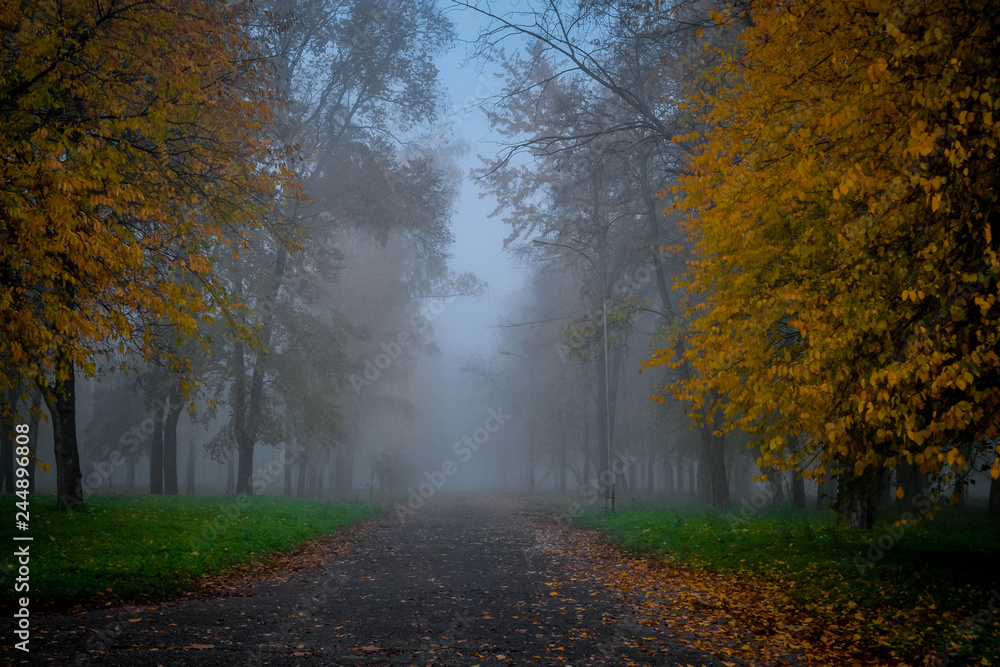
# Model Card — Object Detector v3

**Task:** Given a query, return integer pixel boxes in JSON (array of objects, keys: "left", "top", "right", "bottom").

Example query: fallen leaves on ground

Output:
[
  {"left": 186, "top": 520, "right": 374, "bottom": 598},
  {"left": 541, "top": 520, "right": 913, "bottom": 666}
]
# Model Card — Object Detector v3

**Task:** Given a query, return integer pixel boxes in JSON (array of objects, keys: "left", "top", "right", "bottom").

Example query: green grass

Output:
[
  {"left": 572, "top": 504, "right": 1000, "bottom": 664},
  {"left": 0, "top": 494, "right": 375, "bottom": 609}
]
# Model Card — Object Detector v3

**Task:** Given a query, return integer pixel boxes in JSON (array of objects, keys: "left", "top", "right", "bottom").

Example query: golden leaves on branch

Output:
[
  {"left": 645, "top": 0, "right": 1000, "bottom": 496},
  {"left": 0, "top": 0, "right": 298, "bottom": 392}
]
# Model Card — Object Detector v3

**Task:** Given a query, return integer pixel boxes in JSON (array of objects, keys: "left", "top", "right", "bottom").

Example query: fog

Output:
[{"left": 6, "top": 0, "right": 996, "bottom": 520}]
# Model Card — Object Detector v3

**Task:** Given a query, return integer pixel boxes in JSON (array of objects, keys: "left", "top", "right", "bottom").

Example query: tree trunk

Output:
[
  {"left": 185, "top": 438, "right": 196, "bottom": 495},
  {"left": 791, "top": 472, "right": 806, "bottom": 509},
  {"left": 149, "top": 402, "right": 163, "bottom": 495},
  {"left": 836, "top": 464, "right": 884, "bottom": 529},
  {"left": 26, "top": 391, "right": 41, "bottom": 493},
  {"left": 43, "top": 362, "right": 84, "bottom": 510},
  {"left": 895, "top": 463, "right": 929, "bottom": 513},
  {"left": 126, "top": 450, "right": 136, "bottom": 493},
  {"left": 283, "top": 443, "right": 293, "bottom": 497},
  {"left": 226, "top": 452, "right": 235, "bottom": 496},
  {"left": 697, "top": 448, "right": 713, "bottom": 505},
  {"left": 769, "top": 471, "right": 786, "bottom": 505},
  {"left": 558, "top": 411, "right": 567, "bottom": 494},
  {"left": 582, "top": 398, "right": 591, "bottom": 487},
  {"left": 0, "top": 393, "right": 13, "bottom": 493},
  {"left": 297, "top": 452, "right": 309, "bottom": 497},
  {"left": 341, "top": 441, "right": 355, "bottom": 493},
  {"left": 817, "top": 469, "right": 837, "bottom": 510},
  {"left": 163, "top": 385, "right": 182, "bottom": 495},
  {"left": 699, "top": 409, "right": 730, "bottom": 509},
  {"left": 234, "top": 249, "right": 286, "bottom": 496}
]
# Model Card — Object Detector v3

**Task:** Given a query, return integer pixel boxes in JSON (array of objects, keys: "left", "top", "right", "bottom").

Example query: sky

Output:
[
  {"left": 404, "top": 2, "right": 532, "bottom": 482},
  {"left": 433, "top": 1, "right": 524, "bottom": 358}
]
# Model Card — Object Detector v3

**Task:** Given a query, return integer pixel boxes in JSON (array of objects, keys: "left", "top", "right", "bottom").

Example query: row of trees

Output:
[
  {"left": 1, "top": 0, "right": 470, "bottom": 508},
  {"left": 468, "top": 0, "right": 1000, "bottom": 526}
]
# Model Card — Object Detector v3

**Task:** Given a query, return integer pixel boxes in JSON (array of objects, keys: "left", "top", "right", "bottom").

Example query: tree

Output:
[
  {"left": 467, "top": 0, "right": 737, "bottom": 508},
  {"left": 0, "top": 0, "right": 295, "bottom": 509},
  {"left": 650, "top": 0, "right": 1000, "bottom": 527},
  {"left": 213, "top": 0, "right": 465, "bottom": 496}
]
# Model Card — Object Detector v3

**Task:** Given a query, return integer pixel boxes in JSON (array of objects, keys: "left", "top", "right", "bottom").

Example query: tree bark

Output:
[
  {"left": 283, "top": 443, "right": 293, "bottom": 497},
  {"left": 791, "top": 471, "right": 806, "bottom": 509},
  {"left": 126, "top": 450, "right": 136, "bottom": 493},
  {"left": 836, "top": 464, "right": 884, "bottom": 529},
  {"left": 162, "top": 384, "right": 182, "bottom": 495},
  {"left": 817, "top": 469, "right": 837, "bottom": 510},
  {"left": 226, "top": 452, "right": 235, "bottom": 496},
  {"left": 43, "top": 362, "right": 84, "bottom": 510},
  {"left": 558, "top": 410, "right": 567, "bottom": 494},
  {"left": 26, "top": 390, "right": 40, "bottom": 493},
  {"left": 0, "top": 392, "right": 13, "bottom": 493},
  {"left": 185, "top": 438, "right": 196, "bottom": 495},
  {"left": 595, "top": 351, "right": 609, "bottom": 497},
  {"left": 645, "top": 445, "right": 655, "bottom": 495},
  {"left": 895, "top": 463, "right": 929, "bottom": 513},
  {"left": 149, "top": 402, "right": 163, "bottom": 495},
  {"left": 297, "top": 452, "right": 309, "bottom": 497},
  {"left": 699, "top": 409, "right": 730, "bottom": 509}
]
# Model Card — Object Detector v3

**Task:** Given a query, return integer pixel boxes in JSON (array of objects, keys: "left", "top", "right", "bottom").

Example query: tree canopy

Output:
[
  {"left": 645, "top": 0, "right": 1000, "bottom": 525},
  {"left": 0, "top": 0, "right": 295, "bottom": 396}
]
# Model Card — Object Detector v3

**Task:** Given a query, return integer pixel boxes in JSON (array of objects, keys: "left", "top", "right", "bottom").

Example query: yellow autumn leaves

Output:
[
  {"left": 0, "top": 0, "right": 294, "bottom": 392},
  {"left": 647, "top": 0, "right": 1000, "bottom": 493}
]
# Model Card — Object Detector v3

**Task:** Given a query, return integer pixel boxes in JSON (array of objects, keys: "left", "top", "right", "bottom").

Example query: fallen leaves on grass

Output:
[
  {"left": 188, "top": 520, "right": 373, "bottom": 598},
  {"left": 542, "top": 520, "right": 899, "bottom": 666}
]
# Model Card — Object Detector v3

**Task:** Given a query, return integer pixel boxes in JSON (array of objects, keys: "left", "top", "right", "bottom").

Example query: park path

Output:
[{"left": 18, "top": 496, "right": 725, "bottom": 666}]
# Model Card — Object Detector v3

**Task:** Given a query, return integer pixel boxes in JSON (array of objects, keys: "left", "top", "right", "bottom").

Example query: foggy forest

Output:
[{"left": 1, "top": 0, "right": 998, "bottom": 665}]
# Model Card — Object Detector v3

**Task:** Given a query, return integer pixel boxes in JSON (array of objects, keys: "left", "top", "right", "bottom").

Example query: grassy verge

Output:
[
  {"left": 573, "top": 504, "right": 1000, "bottom": 665},
  {"left": 1, "top": 494, "right": 375, "bottom": 609}
]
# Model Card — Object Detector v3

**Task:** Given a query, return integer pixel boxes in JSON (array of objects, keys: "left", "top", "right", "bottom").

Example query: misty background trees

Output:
[{"left": 0, "top": 0, "right": 473, "bottom": 506}]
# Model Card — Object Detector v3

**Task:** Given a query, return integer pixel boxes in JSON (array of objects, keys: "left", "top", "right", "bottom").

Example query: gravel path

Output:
[{"left": 10, "top": 496, "right": 724, "bottom": 666}]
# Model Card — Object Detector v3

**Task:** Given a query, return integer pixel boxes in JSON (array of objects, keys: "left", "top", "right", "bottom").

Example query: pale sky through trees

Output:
[{"left": 408, "top": 2, "right": 529, "bottom": 476}]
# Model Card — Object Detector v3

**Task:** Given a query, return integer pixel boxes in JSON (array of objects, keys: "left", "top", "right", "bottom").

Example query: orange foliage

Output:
[
  {"left": 0, "top": 0, "right": 297, "bottom": 391},
  {"left": 645, "top": 0, "right": 1000, "bottom": 489}
]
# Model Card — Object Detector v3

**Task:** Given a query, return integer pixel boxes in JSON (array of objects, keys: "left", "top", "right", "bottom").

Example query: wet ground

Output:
[{"left": 9, "top": 497, "right": 723, "bottom": 666}]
